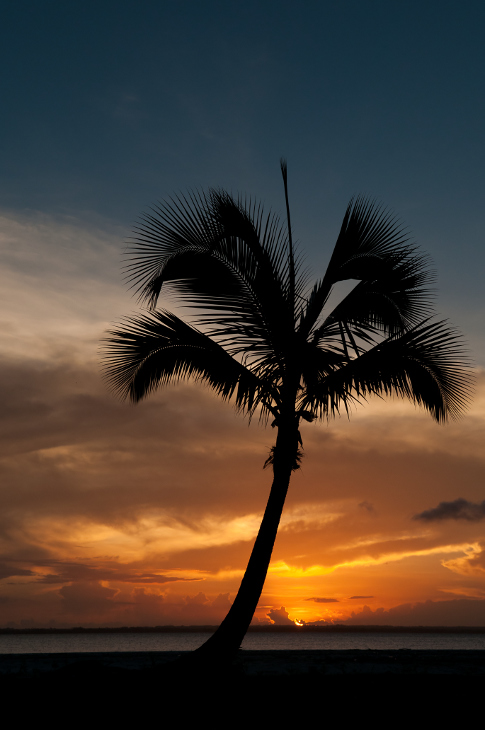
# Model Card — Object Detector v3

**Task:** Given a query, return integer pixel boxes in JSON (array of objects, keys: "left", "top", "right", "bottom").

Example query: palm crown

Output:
[
  {"left": 102, "top": 165, "right": 471, "bottom": 660},
  {"left": 104, "top": 182, "right": 468, "bottom": 428}
]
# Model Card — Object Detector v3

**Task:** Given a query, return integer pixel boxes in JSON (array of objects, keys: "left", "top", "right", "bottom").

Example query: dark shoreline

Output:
[{"left": 2, "top": 624, "right": 485, "bottom": 634}]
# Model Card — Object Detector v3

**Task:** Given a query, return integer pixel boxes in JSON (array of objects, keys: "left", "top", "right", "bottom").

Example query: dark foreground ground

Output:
[
  {"left": 2, "top": 650, "right": 484, "bottom": 718},
  {"left": 3, "top": 647, "right": 485, "bottom": 677}
]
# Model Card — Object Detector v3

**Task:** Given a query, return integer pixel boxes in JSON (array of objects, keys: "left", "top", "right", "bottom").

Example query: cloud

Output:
[
  {"left": 33, "top": 559, "right": 195, "bottom": 585},
  {"left": 414, "top": 499, "right": 485, "bottom": 522},
  {"left": 305, "top": 597, "right": 340, "bottom": 603},
  {"left": 0, "top": 211, "right": 127, "bottom": 362},
  {"left": 0, "top": 356, "right": 274, "bottom": 563},
  {"left": 348, "top": 595, "right": 374, "bottom": 599},
  {"left": 0, "top": 583, "right": 235, "bottom": 628},
  {"left": 305, "top": 619, "right": 333, "bottom": 626},
  {"left": 343, "top": 599, "right": 485, "bottom": 626},
  {"left": 441, "top": 543, "right": 485, "bottom": 576},
  {"left": 59, "top": 582, "right": 119, "bottom": 614},
  {"left": 0, "top": 563, "right": 35, "bottom": 580},
  {"left": 125, "top": 590, "right": 233, "bottom": 626},
  {"left": 267, "top": 606, "right": 295, "bottom": 625},
  {"left": 358, "top": 501, "right": 374, "bottom": 513}
]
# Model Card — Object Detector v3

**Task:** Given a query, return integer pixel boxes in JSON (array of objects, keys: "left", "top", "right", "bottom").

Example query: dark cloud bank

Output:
[
  {"left": 415, "top": 499, "right": 485, "bottom": 522},
  {"left": 342, "top": 599, "right": 485, "bottom": 626}
]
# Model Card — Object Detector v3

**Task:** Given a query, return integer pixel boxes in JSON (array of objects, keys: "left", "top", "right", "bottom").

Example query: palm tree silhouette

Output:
[{"left": 103, "top": 162, "right": 471, "bottom": 661}]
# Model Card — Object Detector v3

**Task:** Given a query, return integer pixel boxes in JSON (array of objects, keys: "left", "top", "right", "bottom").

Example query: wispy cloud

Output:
[
  {"left": 0, "top": 211, "right": 129, "bottom": 361},
  {"left": 268, "top": 543, "right": 482, "bottom": 578}
]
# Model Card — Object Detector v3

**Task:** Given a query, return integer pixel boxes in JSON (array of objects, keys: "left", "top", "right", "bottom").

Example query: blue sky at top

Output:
[{"left": 1, "top": 0, "right": 484, "bottom": 355}]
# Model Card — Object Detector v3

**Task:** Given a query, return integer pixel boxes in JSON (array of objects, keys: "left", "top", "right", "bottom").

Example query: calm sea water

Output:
[{"left": 1, "top": 631, "right": 485, "bottom": 654}]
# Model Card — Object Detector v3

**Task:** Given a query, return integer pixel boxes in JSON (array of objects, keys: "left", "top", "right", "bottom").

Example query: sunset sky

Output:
[{"left": 1, "top": 1, "right": 485, "bottom": 628}]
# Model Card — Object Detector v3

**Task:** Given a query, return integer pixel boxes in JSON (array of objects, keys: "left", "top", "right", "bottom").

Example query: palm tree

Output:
[{"left": 102, "top": 162, "right": 471, "bottom": 662}]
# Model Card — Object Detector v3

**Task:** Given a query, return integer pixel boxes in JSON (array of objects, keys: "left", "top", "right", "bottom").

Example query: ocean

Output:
[{"left": 2, "top": 630, "right": 485, "bottom": 654}]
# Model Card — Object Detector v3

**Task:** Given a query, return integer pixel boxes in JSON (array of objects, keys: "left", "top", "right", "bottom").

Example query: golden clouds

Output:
[
  {"left": 272, "top": 542, "right": 482, "bottom": 576},
  {"left": 2, "top": 356, "right": 485, "bottom": 625},
  {"left": 442, "top": 543, "right": 485, "bottom": 576}
]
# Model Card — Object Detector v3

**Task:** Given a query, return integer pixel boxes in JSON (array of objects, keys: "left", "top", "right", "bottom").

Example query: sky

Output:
[{"left": 1, "top": 0, "right": 485, "bottom": 627}]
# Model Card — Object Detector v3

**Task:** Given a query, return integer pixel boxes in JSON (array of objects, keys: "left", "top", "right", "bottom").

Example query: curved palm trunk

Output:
[{"left": 193, "top": 417, "right": 298, "bottom": 661}]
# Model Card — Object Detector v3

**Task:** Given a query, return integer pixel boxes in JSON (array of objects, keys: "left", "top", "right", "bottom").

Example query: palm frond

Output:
[
  {"left": 299, "top": 197, "right": 434, "bottom": 338},
  {"left": 123, "top": 189, "right": 306, "bottom": 377},
  {"left": 125, "top": 190, "right": 290, "bottom": 311},
  {"left": 300, "top": 320, "right": 473, "bottom": 423},
  {"left": 101, "top": 310, "right": 279, "bottom": 421},
  {"left": 125, "top": 190, "right": 217, "bottom": 307}
]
